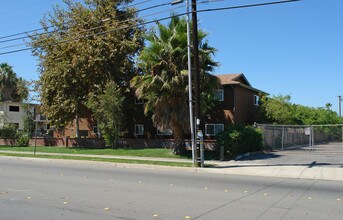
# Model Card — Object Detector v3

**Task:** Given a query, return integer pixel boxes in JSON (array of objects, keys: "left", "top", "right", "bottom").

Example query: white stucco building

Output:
[{"left": 0, "top": 102, "right": 48, "bottom": 134}]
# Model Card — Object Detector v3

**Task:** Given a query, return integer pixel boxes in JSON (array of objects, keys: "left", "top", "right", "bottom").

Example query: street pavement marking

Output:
[
  {"left": 170, "top": 184, "right": 173, "bottom": 187},
  {"left": 264, "top": 193, "right": 268, "bottom": 196},
  {"left": 244, "top": 191, "right": 249, "bottom": 193},
  {"left": 308, "top": 197, "right": 312, "bottom": 200},
  {"left": 185, "top": 216, "right": 192, "bottom": 219},
  {"left": 204, "top": 187, "right": 208, "bottom": 190},
  {"left": 27, "top": 197, "right": 32, "bottom": 200},
  {"left": 224, "top": 189, "right": 229, "bottom": 193},
  {"left": 138, "top": 181, "right": 142, "bottom": 184},
  {"left": 83, "top": 176, "right": 88, "bottom": 179},
  {"left": 104, "top": 207, "right": 110, "bottom": 211},
  {"left": 153, "top": 214, "right": 159, "bottom": 217},
  {"left": 63, "top": 201, "right": 69, "bottom": 205},
  {"left": 337, "top": 198, "right": 341, "bottom": 201}
]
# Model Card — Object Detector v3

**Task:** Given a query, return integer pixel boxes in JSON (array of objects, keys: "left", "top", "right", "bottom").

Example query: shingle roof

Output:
[
  {"left": 215, "top": 73, "right": 251, "bottom": 86},
  {"left": 215, "top": 73, "right": 267, "bottom": 94}
]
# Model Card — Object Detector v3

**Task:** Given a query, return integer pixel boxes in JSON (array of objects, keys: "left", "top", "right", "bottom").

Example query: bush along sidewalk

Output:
[{"left": 216, "top": 124, "right": 263, "bottom": 160}]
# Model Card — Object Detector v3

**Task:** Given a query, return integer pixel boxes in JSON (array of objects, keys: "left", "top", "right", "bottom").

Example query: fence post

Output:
[
  {"left": 310, "top": 125, "right": 314, "bottom": 153},
  {"left": 308, "top": 127, "right": 312, "bottom": 153},
  {"left": 281, "top": 126, "right": 285, "bottom": 151}
]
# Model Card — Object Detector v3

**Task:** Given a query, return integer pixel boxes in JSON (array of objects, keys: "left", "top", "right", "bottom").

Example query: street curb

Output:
[{"left": 1, "top": 154, "right": 343, "bottom": 182}]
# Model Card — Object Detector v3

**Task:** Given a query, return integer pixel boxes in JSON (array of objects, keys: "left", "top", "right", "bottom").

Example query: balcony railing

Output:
[{"left": 35, "top": 114, "right": 47, "bottom": 121}]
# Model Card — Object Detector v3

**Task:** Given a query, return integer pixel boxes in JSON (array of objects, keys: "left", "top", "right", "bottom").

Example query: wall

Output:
[
  {"left": 29, "top": 138, "right": 66, "bottom": 147},
  {"left": 1, "top": 102, "right": 26, "bottom": 129},
  {"left": 235, "top": 86, "right": 259, "bottom": 125},
  {"left": 0, "top": 137, "right": 216, "bottom": 150}
]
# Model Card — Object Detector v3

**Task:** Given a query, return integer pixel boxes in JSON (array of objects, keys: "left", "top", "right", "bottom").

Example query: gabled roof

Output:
[
  {"left": 216, "top": 73, "right": 251, "bottom": 86},
  {"left": 215, "top": 73, "right": 267, "bottom": 94}
]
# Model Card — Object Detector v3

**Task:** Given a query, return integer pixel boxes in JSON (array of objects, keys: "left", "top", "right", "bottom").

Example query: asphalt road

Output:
[{"left": 1, "top": 157, "right": 342, "bottom": 220}]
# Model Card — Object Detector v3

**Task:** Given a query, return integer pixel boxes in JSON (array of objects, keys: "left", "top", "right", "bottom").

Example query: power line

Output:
[
  {"left": 0, "top": 0, "right": 156, "bottom": 40},
  {"left": 0, "top": 1, "right": 175, "bottom": 44},
  {"left": 0, "top": 0, "right": 302, "bottom": 56},
  {"left": 198, "top": 0, "right": 301, "bottom": 13},
  {"left": 1, "top": 0, "right": 220, "bottom": 48},
  {"left": 0, "top": 2, "right": 186, "bottom": 50},
  {"left": 0, "top": 0, "right": 220, "bottom": 42}
]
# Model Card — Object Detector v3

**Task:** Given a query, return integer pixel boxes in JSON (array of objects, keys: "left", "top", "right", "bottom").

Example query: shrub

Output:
[
  {"left": 0, "top": 124, "right": 17, "bottom": 138},
  {"left": 16, "top": 131, "right": 29, "bottom": 146},
  {"left": 216, "top": 124, "right": 263, "bottom": 160}
]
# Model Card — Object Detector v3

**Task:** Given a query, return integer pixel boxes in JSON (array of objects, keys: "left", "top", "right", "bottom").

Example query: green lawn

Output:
[
  {"left": 0, "top": 146, "right": 191, "bottom": 159},
  {"left": 0, "top": 152, "right": 193, "bottom": 167}
]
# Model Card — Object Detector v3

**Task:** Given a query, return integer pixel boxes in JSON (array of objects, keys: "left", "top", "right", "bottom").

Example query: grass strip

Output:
[
  {"left": 0, "top": 152, "right": 193, "bottom": 167},
  {"left": 0, "top": 146, "right": 190, "bottom": 159}
]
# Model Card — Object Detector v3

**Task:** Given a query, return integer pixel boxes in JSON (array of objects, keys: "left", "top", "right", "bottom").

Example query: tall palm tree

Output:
[
  {"left": 0, "top": 63, "right": 28, "bottom": 102},
  {"left": 131, "top": 16, "right": 220, "bottom": 154}
]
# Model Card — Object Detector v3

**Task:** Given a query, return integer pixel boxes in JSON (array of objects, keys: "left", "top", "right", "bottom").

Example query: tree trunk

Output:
[
  {"left": 75, "top": 115, "right": 79, "bottom": 138},
  {"left": 171, "top": 123, "right": 186, "bottom": 155}
]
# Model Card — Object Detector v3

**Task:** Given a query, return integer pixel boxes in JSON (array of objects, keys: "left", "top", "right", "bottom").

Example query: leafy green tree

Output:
[
  {"left": 22, "top": 104, "right": 35, "bottom": 138},
  {"left": 87, "top": 81, "right": 124, "bottom": 148},
  {"left": 260, "top": 94, "right": 342, "bottom": 125},
  {"left": 131, "top": 16, "right": 220, "bottom": 154},
  {"left": 259, "top": 94, "right": 296, "bottom": 124},
  {"left": 28, "top": 0, "right": 144, "bottom": 128},
  {"left": 0, "top": 63, "right": 28, "bottom": 102}
]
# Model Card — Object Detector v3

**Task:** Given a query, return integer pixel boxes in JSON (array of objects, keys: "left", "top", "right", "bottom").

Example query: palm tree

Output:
[
  {"left": 131, "top": 16, "right": 220, "bottom": 154},
  {"left": 0, "top": 63, "right": 28, "bottom": 102}
]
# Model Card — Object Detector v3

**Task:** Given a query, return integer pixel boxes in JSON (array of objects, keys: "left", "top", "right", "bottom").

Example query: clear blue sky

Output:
[{"left": 1, "top": 0, "right": 342, "bottom": 114}]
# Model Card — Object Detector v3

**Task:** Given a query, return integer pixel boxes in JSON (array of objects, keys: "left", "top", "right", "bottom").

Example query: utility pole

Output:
[
  {"left": 172, "top": 0, "right": 203, "bottom": 167},
  {"left": 172, "top": 1, "right": 196, "bottom": 166},
  {"left": 191, "top": 0, "right": 200, "bottom": 122},
  {"left": 339, "top": 95, "right": 342, "bottom": 117},
  {"left": 191, "top": 0, "right": 204, "bottom": 167}
]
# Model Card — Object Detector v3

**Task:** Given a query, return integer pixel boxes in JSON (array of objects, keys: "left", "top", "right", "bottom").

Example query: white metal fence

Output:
[{"left": 257, "top": 124, "right": 343, "bottom": 153}]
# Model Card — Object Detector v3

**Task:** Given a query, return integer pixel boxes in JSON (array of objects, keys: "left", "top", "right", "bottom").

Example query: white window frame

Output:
[
  {"left": 254, "top": 95, "right": 259, "bottom": 106},
  {"left": 135, "top": 98, "right": 144, "bottom": 104},
  {"left": 205, "top": 124, "right": 224, "bottom": 136},
  {"left": 93, "top": 126, "right": 98, "bottom": 134},
  {"left": 157, "top": 129, "right": 173, "bottom": 136},
  {"left": 214, "top": 89, "right": 224, "bottom": 101},
  {"left": 134, "top": 124, "right": 144, "bottom": 136}
]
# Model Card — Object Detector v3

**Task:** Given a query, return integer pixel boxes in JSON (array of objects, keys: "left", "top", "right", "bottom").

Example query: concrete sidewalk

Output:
[
  {"left": 204, "top": 150, "right": 343, "bottom": 181},
  {"left": 1, "top": 150, "right": 343, "bottom": 182}
]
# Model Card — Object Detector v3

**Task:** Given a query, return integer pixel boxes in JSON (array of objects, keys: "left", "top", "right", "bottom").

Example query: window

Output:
[
  {"left": 135, "top": 98, "right": 144, "bottom": 104},
  {"left": 93, "top": 126, "right": 98, "bottom": 134},
  {"left": 157, "top": 129, "right": 173, "bottom": 136},
  {"left": 9, "top": 106, "right": 20, "bottom": 112},
  {"left": 135, "top": 124, "right": 144, "bottom": 136},
  {"left": 254, "top": 95, "right": 259, "bottom": 106},
  {"left": 214, "top": 89, "right": 224, "bottom": 101},
  {"left": 205, "top": 124, "right": 224, "bottom": 136}
]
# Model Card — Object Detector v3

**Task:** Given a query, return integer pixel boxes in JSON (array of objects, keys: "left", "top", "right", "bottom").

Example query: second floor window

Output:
[
  {"left": 9, "top": 106, "right": 20, "bottom": 112},
  {"left": 93, "top": 126, "right": 98, "bottom": 134},
  {"left": 254, "top": 95, "right": 259, "bottom": 106},
  {"left": 214, "top": 89, "right": 224, "bottom": 101}
]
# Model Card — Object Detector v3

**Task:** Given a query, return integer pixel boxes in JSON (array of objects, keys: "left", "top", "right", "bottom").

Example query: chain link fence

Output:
[{"left": 257, "top": 124, "right": 343, "bottom": 153}]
